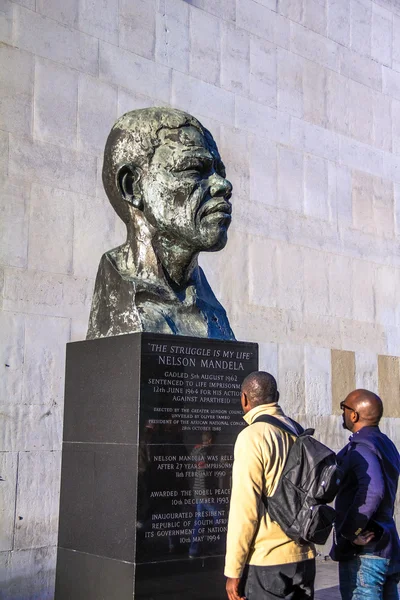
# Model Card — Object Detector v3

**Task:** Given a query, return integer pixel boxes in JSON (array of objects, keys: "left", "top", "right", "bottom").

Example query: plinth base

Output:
[{"left": 56, "top": 333, "right": 258, "bottom": 599}]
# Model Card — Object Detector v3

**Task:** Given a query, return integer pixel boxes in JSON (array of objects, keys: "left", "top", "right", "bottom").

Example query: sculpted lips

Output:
[{"left": 200, "top": 200, "right": 232, "bottom": 220}]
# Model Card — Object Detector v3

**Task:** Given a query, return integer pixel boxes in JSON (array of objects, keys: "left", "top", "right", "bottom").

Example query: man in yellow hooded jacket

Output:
[{"left": 225, "top": 371, "right": 316, "bottom": 600}]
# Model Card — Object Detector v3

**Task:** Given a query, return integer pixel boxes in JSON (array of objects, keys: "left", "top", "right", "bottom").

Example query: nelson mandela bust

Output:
[{"left": 87, "top": 107, "right": 235, "bottom": 340}]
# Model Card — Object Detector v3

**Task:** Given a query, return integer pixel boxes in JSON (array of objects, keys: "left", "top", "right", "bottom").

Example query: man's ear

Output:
[
  {"left": 117, "top": 164, "right": 143, "bottom": 210},
  {"left": 276, "top": 391, "right": 280, "bottom": 403}
]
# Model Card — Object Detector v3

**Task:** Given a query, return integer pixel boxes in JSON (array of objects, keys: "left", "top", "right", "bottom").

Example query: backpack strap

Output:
[
  {"left": 252, "top": 415, "right": 303, "bottom": 510},
  {"left": 253, "top": 414, "right": 304, "bottom": 436}
]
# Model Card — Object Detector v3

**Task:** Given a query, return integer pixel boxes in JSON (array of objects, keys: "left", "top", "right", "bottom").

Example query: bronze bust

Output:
[{"left": 87, "top": 107, "right": 235, "bottom": 340}]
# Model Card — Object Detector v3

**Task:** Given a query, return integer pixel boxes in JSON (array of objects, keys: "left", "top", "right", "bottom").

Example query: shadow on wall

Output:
[{"left": 0, "top": 574, "right": 54, "bottom": 600}]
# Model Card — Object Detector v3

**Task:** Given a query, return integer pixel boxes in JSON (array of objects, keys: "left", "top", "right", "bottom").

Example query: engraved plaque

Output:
[{"left": 137, "top": 334, "right": 258, "bottom": 564}]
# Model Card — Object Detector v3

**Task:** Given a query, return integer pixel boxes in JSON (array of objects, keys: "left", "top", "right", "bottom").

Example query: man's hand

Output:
[
  {"left": 352, "top": 530, "right": 375, "bottom": 546},
  {"left": 226, "top": 577, "right": 245, "bottom": 600}
]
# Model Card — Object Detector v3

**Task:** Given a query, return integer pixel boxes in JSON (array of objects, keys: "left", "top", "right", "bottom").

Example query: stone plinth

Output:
[{"left": 55, "top": 333, "right": 258, "bottom": 599}]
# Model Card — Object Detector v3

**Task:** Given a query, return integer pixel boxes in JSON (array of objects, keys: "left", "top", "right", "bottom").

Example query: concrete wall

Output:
[{"left": 1, "top": 0, "right": 400, "bottom": 596}]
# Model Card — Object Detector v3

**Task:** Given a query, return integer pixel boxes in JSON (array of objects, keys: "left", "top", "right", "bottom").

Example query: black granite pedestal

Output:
[{"left": 55, "top": 333, "right": 258, "bottom": 599}]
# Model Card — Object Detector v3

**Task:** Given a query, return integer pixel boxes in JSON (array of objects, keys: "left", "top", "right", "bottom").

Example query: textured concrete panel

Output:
[
  {"left": 0, "top": 404, "right": 63, "bottom": 451},
  {"left": 328, "top": 254, "right": 353, "bottom": 318},
  {"left": 290, "top": 21, "right": 340, "bottom": 71},
  {"left": 249, "top": 236, "right": 278, "bottom": 308},
  {"left": 258, "top": 342, "right": 278, "bottom": 375},
  {"left": 356, "top": 350, "right": 378, "bottom": 392},
  {"left": 383, "top": 66, "right": 400, "bottom": 101},
  {"left": 36, "top": 0, "right": 79, "bottom": 26},
  {"left": 350, "top": 0, "right": 372, "bottom": 56},
  {"left": 304, "top": 155, "right": 329, "bottom": 220},
  {"left": 0, "top": 452, "right": 17, "bottom": 551},
  {"left": 304, "top": 248, "right": 329, "bottom": 317},
  {"left": 73, "top": 192, "right": 119, "bottom": 280},
  {"left": 0, "top": 45, "right": 33, "bottom": 136},
  {"left": 371, "top": 4, "right": 392, "bottom": 67},
  {"left": 301, "top": 414, "right": 348, "bottom": 452},
  {"left": 305, "top": 346, "right": 332, "bottom": 416},
  {"left": 117, "top": 89, "right": 155, "bottom": 115},
  {"left": 22, "top": 314, "right": 70, "bottom": 407},
  {"left": 9, "top": 136, "right": 97, "bottom": 197},
  {"left": 334, "top": 164, "right": 352, "bottom": 226},
  {"left": 14, "top": 451, "right": 61, "bottom": 550},
  {"left": 339, "top": 136, "right": 383, "bottom": 177},
  {"left": 277, "top": 48, "right": 303, "bottom": 118},
  {"left": 372, "top": 91, "right": 392, "bottom": 152},
  {"left": 291, "top": 117, "right": 339, "bottom": 162},
  {"left": 236, "top": 96, "right": 290, "bottom": 143},
  {"left": 99, "top": 41, "right": 171, "bottom": 103},
  {"left": 120, "top": 0, "right": 156, "bottom": 60},
  {"left": 277, "top": 243, "right": 304, "bottom": 312},
  {"left": 2, "top": 268, "right": 92, "bottom": 319},
  {"left": 278, "top": 343, "right": 305, "bottom": 415},
  {"left": 303, "top": 59, "right": 327, "bottom": 127},
  {"left": 327, "top": 0, "right": 350, "bottom": 46},
  {"left": 278, "top": 0, "right": 302, "bottom": 21},
  {"left": 186, "top": 0, "right": 236, "bottom": 21},
  {"left": 190, "top": 7, "right": 221, "bottom": 86},
  {"left": 374, "top": 265, "right": 399, "bottom": 328},
  {"left": 249, "top": 135, "right": 277, "bottom": 206},
  {"left": 277, "top": 146, "right": 304, "bottom": 212},
  {"left": 221, "top": 22, "right": 249, "bottom": 94},
  {"left": 331, "top": 349, "right": 356, "bottom": 415},
  {"left": 77, "top": 75, "right": 117, "bottom": 154},
  {"left": 14, "top": 4, "right": 98, "bottom": 75},
  {"left": 249, "top": 36, "right": 276, "bottom": 107},
  {"left": 28, "top": 185, "right": 74, "bottom": 275},
  {"left": 237, "top": 0, "right": 275, "bottom": 41},
  {"left": 340, "top": 46, "right": 382, "bottom": 92},
  {"left": 378, "top": 355, "right": 400, "bottom": 418},
  {"left": 172, "top": 70, "right": 234, "bottom": 126},
  {"left": 348, "top": 82, "right": 374, "bottom": 148},
  {"left": 0, "top": 130, "right": 8, "bottom": 177},
  {"left": 352, "top": 259, "right": 375, "bottom": 323},
  {"left": 155, "top": 0, "right": 190, "bottom": 72},
  {"left": 34, "top": 58, "right": 78, "bottom": 148},
  {"left": 327, "top": 70, "right": 349, "bottom": 136},
  {"left": 78, "top": 0, "right": 118, "bottom": 44},
  {"left": 352, "top": 170, "right": 375, "bottom": 234},
  {"left": 0, "top": 0, "right": 13, "bottom": 44},
  {"left": 0, "top": 545, "right": 57, "bottom": 600},
  {"left": 0, "top": 178, "right": 29, "bottom": 269},
  {"left": 0, "top": 311, "right": 25, "bottom": 405},
  {"left": 303, "top": 0, "right": 327, "bottom": 36},
  {"left": 393, "top": 14, "right": 400, "bottom": 71}
]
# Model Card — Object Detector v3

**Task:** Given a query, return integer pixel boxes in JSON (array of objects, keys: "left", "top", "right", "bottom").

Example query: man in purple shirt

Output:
[{"left": 331, "top": 389, "right": 400, "bottom": 600}]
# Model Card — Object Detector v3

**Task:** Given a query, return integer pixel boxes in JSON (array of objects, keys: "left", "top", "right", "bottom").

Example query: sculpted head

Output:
[{"left": 103, "top": 107, "right": 233, "bottom": 253}]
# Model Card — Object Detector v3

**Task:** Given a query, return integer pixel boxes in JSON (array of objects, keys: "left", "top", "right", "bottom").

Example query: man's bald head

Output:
[
  {"left": 343, "top": 389, "right": 383, "bottom": 429},
  {"left": 241, "top": 371, "right": 278, "bottom": 409}
]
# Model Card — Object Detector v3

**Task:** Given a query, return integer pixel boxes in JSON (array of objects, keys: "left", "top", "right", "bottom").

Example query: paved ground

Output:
[{"left": 315, "top": 560, "right": 340, "bottom": 600}]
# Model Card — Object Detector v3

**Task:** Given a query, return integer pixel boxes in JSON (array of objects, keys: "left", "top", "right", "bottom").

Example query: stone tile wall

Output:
[{"left": 1, "top": 0, "right": 400, "bottom": 596}]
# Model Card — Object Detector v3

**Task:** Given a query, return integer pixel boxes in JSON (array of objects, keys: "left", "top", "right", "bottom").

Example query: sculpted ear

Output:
[{"left": 117, "top": 164, "right": 143, "bottom": 210}]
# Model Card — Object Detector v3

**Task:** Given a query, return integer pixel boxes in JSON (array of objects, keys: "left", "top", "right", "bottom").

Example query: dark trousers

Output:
[{"left": 240, "top": 559, "right": 316, "bottom": 600}]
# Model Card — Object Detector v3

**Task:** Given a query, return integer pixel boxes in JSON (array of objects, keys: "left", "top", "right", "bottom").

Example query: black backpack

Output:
[{"left": 253, "top": 415, "right": 343, "bottom": 545}]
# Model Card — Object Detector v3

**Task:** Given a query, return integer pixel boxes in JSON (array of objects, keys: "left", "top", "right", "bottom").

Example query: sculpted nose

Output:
[{"left": 210, "top": 174, "right": 233, "bottom": 200}]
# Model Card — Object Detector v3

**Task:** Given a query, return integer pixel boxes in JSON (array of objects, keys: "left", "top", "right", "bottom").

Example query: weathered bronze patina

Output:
[{"left": 87, "top": 107, "right": 235, "bottom": 340}]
